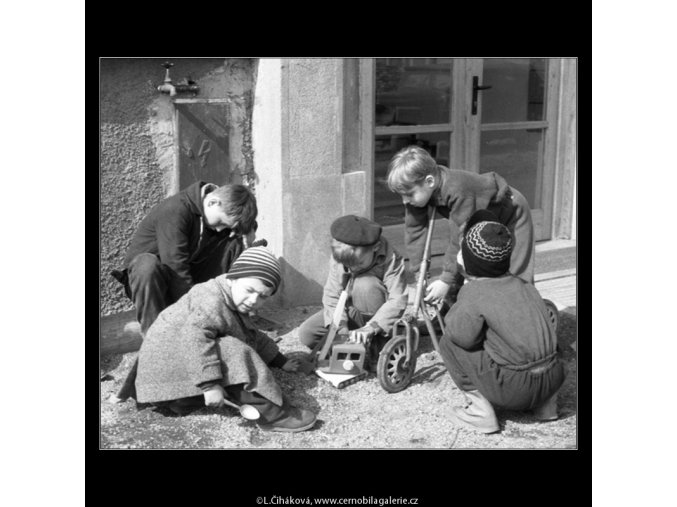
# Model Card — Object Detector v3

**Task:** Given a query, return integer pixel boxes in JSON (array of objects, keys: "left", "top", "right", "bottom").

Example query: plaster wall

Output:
[
  {"left": 100, "top": 58, "right": 257, "bottom": 316},
  {"left": 282, "top": 59, "right": 343, "bottom": 306},
  {"left": 252, "top": 59, "right": 284, "bottom": 257}
]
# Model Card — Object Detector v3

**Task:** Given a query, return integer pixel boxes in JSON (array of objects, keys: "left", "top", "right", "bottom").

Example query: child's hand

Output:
[
  {"left": 349, "top": 326, "right": 375, "bottom": 345},
  {"left": 282, "top": 358, "right": 301, "bottom": 372},
  {"left": 424, "top": 280, "right": 450, "bottom": 305},
  {"left": 203, "top": 385, "right": 226, "bottom": 408},
  {"left": 295, "top": 356, "right": 317, "bottom": 375}
]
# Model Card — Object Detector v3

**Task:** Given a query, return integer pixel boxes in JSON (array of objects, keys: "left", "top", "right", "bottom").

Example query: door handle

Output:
[{"left": 472, "top": 76, "right": 492, "bottom": 115}]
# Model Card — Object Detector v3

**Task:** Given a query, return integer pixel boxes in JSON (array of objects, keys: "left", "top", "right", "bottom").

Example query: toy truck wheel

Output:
[
  {"left": 543, "top": 299, "right": 559, "bottom": 334},
  {"left": 377, "top": 335, "right": 417, "bottom": 393}
]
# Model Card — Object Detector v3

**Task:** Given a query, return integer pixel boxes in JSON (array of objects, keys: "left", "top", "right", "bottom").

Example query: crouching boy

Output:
[
  {"left": 135, "top": 247, "right": 317, "bottom": 433},
  {"left": 297, "top": 215, "right": 408, "bottom": 369},
  {"left": 109, "top": 181, "right": 258, "bottom": 402},
  {"left": 439, "top": 210, "right": 566, "bottom": 434}
]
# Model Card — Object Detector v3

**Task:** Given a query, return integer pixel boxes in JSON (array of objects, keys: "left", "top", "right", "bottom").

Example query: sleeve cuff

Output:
[
  {"left": 438, "top": 271, "right": 456, "bottom": 286},
  {"left": 269, "top": 352, "right": 288, "bottom": 369},
  {"left": 198, "top": 380, "right": 219, "bottom": 392}
]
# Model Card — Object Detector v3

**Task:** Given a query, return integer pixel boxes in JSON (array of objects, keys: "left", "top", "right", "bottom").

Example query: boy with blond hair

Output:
[{"left": 386, "top": 145, "right": 535, "bottom": 305}]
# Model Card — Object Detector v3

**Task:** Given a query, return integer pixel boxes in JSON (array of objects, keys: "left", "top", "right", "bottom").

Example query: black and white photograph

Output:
[
  {"left": 12, "top": 2, "right": 677, "bottom": 504},
  {"left": 98, "top": 57, "right": 578, "bottom": 450}
]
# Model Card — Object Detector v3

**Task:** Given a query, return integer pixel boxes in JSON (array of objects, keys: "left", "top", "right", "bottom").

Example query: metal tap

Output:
[{"left": 157, "top": 61, "right": 176, "bottom": 96}]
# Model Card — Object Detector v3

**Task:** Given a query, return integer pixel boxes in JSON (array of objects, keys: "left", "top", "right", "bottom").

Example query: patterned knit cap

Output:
[
  {"left": 461, "top": 210, "right": 513, "bottom": 278},
  {"left": 226, "top": 246, "right": 282, "bottom": 293}
]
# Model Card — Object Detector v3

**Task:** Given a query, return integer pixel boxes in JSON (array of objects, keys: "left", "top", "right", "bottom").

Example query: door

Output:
[
  {"left": 373, "top": 58, "right": 560, "bottom": 259},
  {"left": 175, "top": 99, "right": 231, "bottom": 190},
  {"left": 465, "top": 58, "right": 557, "bottom": 241}
]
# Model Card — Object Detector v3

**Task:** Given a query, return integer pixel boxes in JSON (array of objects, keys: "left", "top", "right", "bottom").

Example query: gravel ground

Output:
[{"left": 100, "top": 305, "right": 577, "bottom": 449}]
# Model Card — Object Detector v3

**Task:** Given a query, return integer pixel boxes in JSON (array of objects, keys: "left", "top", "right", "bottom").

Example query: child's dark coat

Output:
[{"left": 122, "top": 181, "right": 244, "bottom": 293}]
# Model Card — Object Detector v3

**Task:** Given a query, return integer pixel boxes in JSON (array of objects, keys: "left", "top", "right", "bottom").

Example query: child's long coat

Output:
[{"left": 135, "top": 274, "right": 284, "bottom": 406}]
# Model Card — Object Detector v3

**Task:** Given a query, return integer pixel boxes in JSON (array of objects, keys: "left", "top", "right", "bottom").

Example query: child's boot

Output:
[
  {"left": 228, "top": 388, "right": 317, "bottom": 433},
  {"left": 257, "top": 397, "right": 317, "bottom": 433},
  {"left": 167, "top": 395, "right": 205, "bottom": 416},
  {"left": 533, "top": 391, "right": 559, "bottom": 421},
  {"left": 449, "top": 390, "right": 500, "bottom": 434}
]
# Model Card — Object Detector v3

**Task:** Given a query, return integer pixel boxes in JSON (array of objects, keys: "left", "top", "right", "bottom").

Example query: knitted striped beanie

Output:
[
  {"left": 226, "top": 246, "right": 282, "bottom": 293},
  {"left": 461, "top": 210, "right": 513, "bottom": 278}
]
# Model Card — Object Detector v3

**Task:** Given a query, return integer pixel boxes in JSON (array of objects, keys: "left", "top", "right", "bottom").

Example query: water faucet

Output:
[
  {"left": 157, "top": 61, "right": 177, "bottom": 96},
  {"left": 157, "top": 61, "right": 199, "bottom": 97}
]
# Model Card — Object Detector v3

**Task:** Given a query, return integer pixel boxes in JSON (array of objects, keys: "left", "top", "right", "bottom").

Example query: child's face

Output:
[
  {"left": 229, "top": 277, "right": 273, "bottom": 313},
  {"left": 399, "top": 175, "right": 436, "bottom": 207},
  {"left": 204, "top": 197, "right": 236, "bottom": 232}
]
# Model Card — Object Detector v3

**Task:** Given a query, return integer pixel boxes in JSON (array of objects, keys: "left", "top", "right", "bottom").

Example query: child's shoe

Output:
[
  {"left": 448, "top": 390, "right": 500, "bottom": 434},
  {"left": 365, "top": 334, "right": 387, "bottom": 372},
  {"left": 167, "top": 396, "right": 205, "bottom": 416},
  {"left": 533, "top": 392, "right": 558, "bottom": 421},
  {"left": 258, "top": 405, "right": 317, "bottom": 433}
]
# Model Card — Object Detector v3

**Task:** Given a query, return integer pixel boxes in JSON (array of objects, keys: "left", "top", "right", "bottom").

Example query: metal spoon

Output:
[{"left": 221, "top": 397, "right": 260, "bottom": 420}]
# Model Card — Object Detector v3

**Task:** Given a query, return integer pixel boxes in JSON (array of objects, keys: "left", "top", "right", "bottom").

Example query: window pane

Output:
[
  {"left": 375, "top": 58, "right": 452, "bottom": 126},
  {"left": 481, "top": 59, "right": 547, "bottom": 123},
  {"left": 374, "top": 133, "right": 450, "bottom": 226},
  {"left": 479, "top": 129, "right": 544, "bottom": 208}
]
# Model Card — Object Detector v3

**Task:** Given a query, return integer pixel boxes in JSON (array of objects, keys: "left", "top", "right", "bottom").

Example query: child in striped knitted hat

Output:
[
  {"left": 438, "top": 210, "right": 566, "bottom": 434},
  {"left": 135, "top": 246, "right": 317, "bottom": 433}
]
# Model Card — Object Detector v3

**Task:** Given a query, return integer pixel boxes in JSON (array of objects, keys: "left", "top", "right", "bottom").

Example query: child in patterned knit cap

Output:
[
  {"left": 438, "top": 210, "right": 566, "bottom": 434},
  {"left": 135, "top": 246, "right": 317, "bottom": 433}
]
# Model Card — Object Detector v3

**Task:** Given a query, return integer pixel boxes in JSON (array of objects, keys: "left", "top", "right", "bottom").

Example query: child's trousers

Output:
[
  {"left": 438, "top": 335, "right": 566, "bottom": 411},
  {"left": 298, "top": 274, "right": 387, "bottom": 348},
  {"left": 297, "top": 310, "right": 367, "bottom": 348},
  {"left": 126, "top": 236, "right": 244, "bottom": 335},
  {"left": 127, "top": 253, "right": 186, "bottom": 335}
]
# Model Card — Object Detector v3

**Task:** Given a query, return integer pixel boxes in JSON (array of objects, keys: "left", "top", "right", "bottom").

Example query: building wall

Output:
[
  {"left": 253, "top": 57, "right": 578, "bottom": 308},
  {"left": 102, "top": 57, "right": 576, "bottom": 316},
  {"left": 100, "top": 58, "right": 257, "bottom": 316},
  {"left": 253, "top": 58, "right": 371, "bottom": 307},
  {"left": 553, "top": 58, "right": 577, "bottom": 240}
]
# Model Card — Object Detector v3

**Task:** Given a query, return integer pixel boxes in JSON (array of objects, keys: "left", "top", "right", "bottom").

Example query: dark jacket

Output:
[
  {"left": 445, "top": 275, "right": 556, "bottom": 369},
  {"left": 404, "top": 166, "right": 534, "bottom": 286},
  {"left": 122, "top": 181, "right": 242, "bottom": 290}
]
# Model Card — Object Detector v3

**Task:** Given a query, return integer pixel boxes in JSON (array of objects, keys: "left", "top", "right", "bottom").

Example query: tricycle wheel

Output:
[
  {"left": 543, "top": 299, "right": 559, "bottom": 334},
  {"left": 377, "top": 335, "right": 417, "bottom": 393}
]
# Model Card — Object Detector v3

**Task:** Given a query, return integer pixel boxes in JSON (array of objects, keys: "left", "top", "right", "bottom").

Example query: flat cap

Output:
[{"left": 330, "top": 215, "right": 382, "bottom": 246}]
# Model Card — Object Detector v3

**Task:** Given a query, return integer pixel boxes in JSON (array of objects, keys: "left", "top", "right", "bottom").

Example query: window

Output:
[{"left": 373, "top": 58, "right": 454, "bottom": 226}]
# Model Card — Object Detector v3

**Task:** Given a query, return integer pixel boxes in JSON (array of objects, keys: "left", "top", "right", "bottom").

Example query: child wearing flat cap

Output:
[
  {"left": 297, "top": 215, "right": 408, "bottom": 369},
  {"left": 439, "top": 210, "right": 566, "bottom": 434}
]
